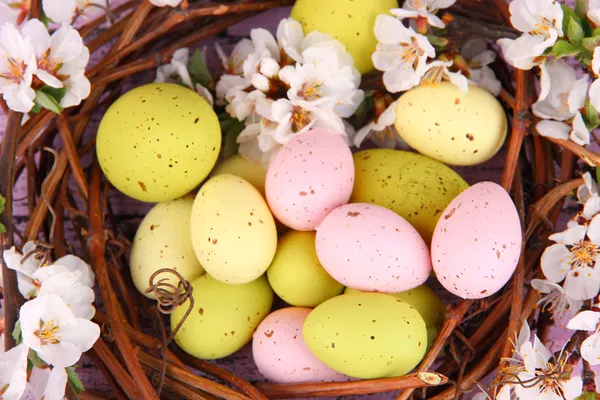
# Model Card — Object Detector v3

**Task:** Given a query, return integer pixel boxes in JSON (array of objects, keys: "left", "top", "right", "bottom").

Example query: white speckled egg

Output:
[
  {"left": 432, "top": 182, "right": 522, "bottom": 299},
  {"left": 130, "top": 195, "right": 204, "bottom": 299},
  {"left": 315, "top": 203, "right": 431, "bottom": 293},
  {"left": 253, "top": 307, "right": 349, "bottom": 383},
  {"left": 265, "top": 129, "right": 354, "bottom": 231}
]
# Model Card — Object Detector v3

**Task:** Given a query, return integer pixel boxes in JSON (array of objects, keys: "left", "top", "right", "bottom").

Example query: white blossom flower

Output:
[
  {"left": 42, "top": 0, "right": 108, "bottom": 24},
  {"left": 497, "top": 0, "right": 563, "bottom": 70},
  {"left": 354, "top": 100, "right": 410, "bottom": 149},
  {"left": 155, "top": 48, "right": 214, "bottom": 106},
  {"left": 276, "top": 18, "right": 306, "bottom": 63},
  {"left": 216, "top": 39, "right": 255, "bottom": 75},
  {"left": 533, "top": 60, "right": 588, "bottom": 121},
  {"left": 33, "top": 254, "right": 95, "bottom": 288},
  {"left": 20, "top": 294, "right": 100, "bottom": 368},
  {"left": 0, "top": 0, "right": 29, "bottom": 26},
  {"left": 539, "top": 215, "right": 600, "bottom": 300},
  {"left": 421, "top": 60, "right": 469, "bottom": 92},
  {"left": 567, "top": 309, "right": 600, "bottom": 365},
  {"left": 372, "top": 14, "right": 435, "bottom": 93},
  {"left": 588, "top": 0, "right": 600, "bottom": 27},
  {"left": 536, "top": 112, "right": 591, "bottom": 146},
  {"left": 0, "top": 21, "right": 36, "bottom": 113},
  {"left": 588, "top": 47, "right": 600, "bottom": 113},
  {"left": 21, "top": 19, "right": 91, "bottom": 108},
  {"left": 531, "top": 279, "right": 582, "bottom": 324},
  {"left": 0, "top": 343, "right": 28, "bottom": 400},
  {"left": 148, "top": 0, "right": 182, "bottom": 7},
  {"left": 495, "top": 322, "right": 582, "bottom": 399},
  {"left": 390, "top": 0, "right": 457, "bottom": 29},
  {"left": 226, "top": 89, "right": 265, "bottom": 122},
  {"left": 460, "top": 38, "right": 501, "bottom": 95},
  {"left": 3, "top": 241, "right": 46, "bottom": 299},
  {"left": 578, "top": 172, "right": 599, "bottom": 205},
  {"left": 38, "top": 272, "right": 95, "bottom": 319}
]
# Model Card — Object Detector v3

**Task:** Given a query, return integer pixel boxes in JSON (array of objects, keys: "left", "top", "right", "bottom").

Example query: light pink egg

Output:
[
  {"left": 252, "top": 307, "right": 349, "bottom": 383},
  {"left": 265, "top": 129, "right": 354, "bottom": 231},
  {"left": 315, "top": 203, "right": 431, "bottom": 293},
  {"left": 431, "top": 181, "right": 522, "bottom": 299}
]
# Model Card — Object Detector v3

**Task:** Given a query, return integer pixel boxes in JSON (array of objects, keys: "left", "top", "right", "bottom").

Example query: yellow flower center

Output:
[
  {"left": 406, "top": 0, "right": 425, "bottom": 9},
  {"left": 569, "top": 242, "right": 600, "bottom": 269},
  {"left": 35, "top": 319, "right": 61, "bottom": 345},
  {"left": 421, "top": 65, "right": 446, "bottom": 85},
  {"left": 0, "top": 56, "right": 27, "bottom": 83},
  {"left": 529, "top": 17, "right": 554, "bottom": 38},
  {"left": 32, "top": 50, "right": 63, "bottom": 89},
  {"left": 290, "top": 106, "right": 311, "bottom": 133},
  {"left": 300, "top": 80, "right": 325, "bottom": 101}
]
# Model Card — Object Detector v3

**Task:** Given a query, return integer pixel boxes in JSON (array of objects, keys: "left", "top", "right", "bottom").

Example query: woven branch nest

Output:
[{"left": 0, "top": 0, "right": 596, "bottom": 399}]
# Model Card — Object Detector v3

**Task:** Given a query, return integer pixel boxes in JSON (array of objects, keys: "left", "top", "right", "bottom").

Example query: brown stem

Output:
[{"left": 57, "top": 114, "right": 89, "bottom": 199}]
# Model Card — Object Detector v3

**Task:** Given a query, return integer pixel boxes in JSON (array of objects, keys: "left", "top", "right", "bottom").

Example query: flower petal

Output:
[
  {"left": 35, "top": 69, "right": 63, "bottom": 88},
  {"left": 548, "top": 224, "right": 586, "bottom": 245},
  {"left": 540, "top": 243, "right": 571, "bottom": 283},
  {"left": 21, "top": 19, "right": 51, "bottom": 58},
  {"left": 583, "top": 196, "right": 600, "bottom": 220},
  {"left": 42, "top": 0, "right": 77, "bottom": 23},
  {"left": 570, "top": 112, "right": 591, "bottom": 146},
  {"left": 567, "top": 310, "right": 600, "bottom": 331},
  {"left": 563, "top": 266, "right": 600, "bottom": 301},
  {"left": 589, "top": 78, "right": 600, "bottom": 113},
  {"left": 581, "top": 333, "right": 600, "bottom": 365},
  {"left": 587, "top": 214, "right": 600, "bottom": 244},
  {"left": 535, "top": 120, "right": 570, "bottom": 141},
  {"left": 43, "top": 367, "right": 68, "bottom": 400}
]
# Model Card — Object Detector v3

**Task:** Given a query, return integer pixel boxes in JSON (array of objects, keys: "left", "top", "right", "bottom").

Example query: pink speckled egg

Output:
[
  {"left": 315, "top": 203, "right": 431, "bottom": 293},
  {"left": 265, "top": 129, "right": 354, "bottom": 231},
  {"left": 432, "top": 182, "right": 522, "bottom": 299},
  {"left": 252, "top": 307, "right": 349, "bottom": 383}
]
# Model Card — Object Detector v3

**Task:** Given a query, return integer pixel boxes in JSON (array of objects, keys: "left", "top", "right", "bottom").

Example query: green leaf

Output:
[
  {"left": 12, "top": 321, "right": 22, "bottom": 345},
  {"left": 582, "top": 35, "right": 600, "bottom": 51},
  {"left": 596, "top": 167, "right": 600, "bottom": 186},
  {"left": 28, "top": 349, "right": 46, "bottom": 368},
  {"left": 354, "top": 92, "right": 374, "bottom": 129},
  {"left": 575, "top": 0, "right": 588, "bottom": 19},
  {"left": 594, "top": 27, "right": 600, "bottom": 37},
  {"left": 425, "top": 35, "right": 449, "bottom": 50},
  {"left": 550, "top": 40, "right": 581, "bottom": 58},
  {"left": 34, "top": 89, "right": 62, "bottom": 115},
  {"left": 189, "top": 48, "right": 213, "bottom": 89},
  {"left": 0, "top": 194, "right": 5, "bottom": 215},
  {"left": 221, "top": 117, "right": 245, "bottom": 159},
  {"left": 563, "top": 4, "right": 582, "bottom": 30},
  {"left": 42, "top": 86, "right": 67, "bottom": 103},
  {"left": 586, "top": 100, "right": 600, "bottom": 127},
  {"left": 67, "top": 367, "right": 85, "bottom": 394},
  {"left": 567, "top": 16, "right": 585, "bottom": 44}
]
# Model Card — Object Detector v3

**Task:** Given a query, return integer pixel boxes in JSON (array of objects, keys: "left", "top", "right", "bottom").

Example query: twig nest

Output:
[
  {"left": 190, "top": 174, "right": 277, "bottom": 284},
  {"left": 303, "top": 292, "right": 427, "bottom": 379},
  {"left": 394, "top": 82, "right": 507, "bottom": 166},
  {"left": 350, "top": 149, "right": 469, "bottom": 244},
  {"left": 97, "top": 83, "right": 221, "bottom": 202},
  {"left": 267, "top": 231, "right": 344, "bottom": 307},
  {"left": 130, "top": 195, "right": 204, "bottom": 299},
  {"left": 171, "top": 274, "right": 274, "bottom": 360},
  {"left": 432, "top": 182, "right": 522, "bottom": 299},
  {"left": 290, "top": 0, "right": 399, "bottom": 74},
  {"left": 253, "top": 307, "right": 350, "bottom": 383}
]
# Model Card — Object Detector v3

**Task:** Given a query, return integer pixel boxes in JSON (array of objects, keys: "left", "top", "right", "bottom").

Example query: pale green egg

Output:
[{"left": 171, "top": 274, "right": 273, "bottom": 360}]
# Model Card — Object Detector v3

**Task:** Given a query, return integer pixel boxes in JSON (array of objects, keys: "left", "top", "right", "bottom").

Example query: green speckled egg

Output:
[
  {"left": 130, "top": 195, "right": 204, "bottom": 299},
  {"left": 303, "top": 292, "right": 427, "bottom": 379},
  {"left": 97, "top": 83, "right": 221, "bottom": 202},
  {"left": 351, "top": 149, "right": 468, "bottom": 243},
  {"left": 171, "top": 274, "right": 273, "bottom": 360},
  {"left": 267, "top": 231, "right": 344, "bottom": 307}
]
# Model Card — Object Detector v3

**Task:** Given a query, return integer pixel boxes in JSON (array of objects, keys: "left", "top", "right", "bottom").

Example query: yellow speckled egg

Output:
[
  {"left": 395, "top": 82, "right": 507, "bottom": 166},
  {"left": 290, "top": 0, "right": 398, "bottom": 74},
  {"left": 268, "top": 231, "right": 344, "bottom": 307},
  {"left": 190, "top": 174, "right": 277, "bottom": 284},
  {"left": 130, "top": 195, "right": 204, "bottom": 299},
  {"left": 344, "top": 285, "right": 445, "bottom": 350},
  {"left": 171, "top": 274, "right": 273, "bottom": 360},
  {"left": 211, "top": 154, "right": 266, "bottom": 196},
  {"left": 351, "top": 149, "right": 468, "bottom": 243},
  {"left": 97, "top": 83, "right": 221, "bottom": 202},
  {"left": 303, "top": 292, "right": 427, "bottom": 379}
]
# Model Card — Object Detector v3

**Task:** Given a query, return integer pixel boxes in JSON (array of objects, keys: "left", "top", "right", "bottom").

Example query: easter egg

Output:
[
  {"left": 97, "top": 83, "right": 220, "bottom": 202},
  {"left": 303, "top": 292, "right": 427, "bottom": 379},
  {"left": 395, "top": 82, "right": 507, "bottom": 166},
  {"left": 253, "top": 307, "right": 349, "bottom": 383},
  {"left": 130, "top": 195, "right": 204, "bottom": 299},
  {"left": 267, "top": 231, "right": 344, "bottom": 307},
  {"left": 351, "top": 149, "right": 469, "bottom": 243},
  {"left": 290, "top": 0, "right": 399, "bottom": 74},
  {"left": 432, "top": 182, "right": 522, "bottom": 299},
  {"left": 345, "top": 285, "right": 445, "bottom": 349},
  {"left": 171, "top": 274, "right": 273, "bottom": 360},
  {"left": 266, "top": 129, "right": 354, "bottom": 231},
  {"left": 316, "top": 203, "right": 431, "bottom": 293},
  {"left": 190, "top": 174, "right": 277, "bottom": 284},
  {"left": 211, "top": 154, "right": 267, "bottom": 196}
]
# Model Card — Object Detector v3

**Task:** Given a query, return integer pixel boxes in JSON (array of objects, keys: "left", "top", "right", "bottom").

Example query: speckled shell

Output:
[
  {"left": 211, "top": 154, "right": 267, "bottom": 196},
  {"left": 395, "top": 82, "right": 507, "bottom": 166},
  {"left": 351, "top": 149, "right": 469, "bottom": 243},
  {"left": 190, "top": 174, "right": 277, "bottom": 284},
  {"left": 265, "top": 129, "right": 354, "bottom": 231},
  {"left": 303, "top": 292, "right": 427, "bottom": 379},
  {"left": 97, "top": 83, "right": 221, "bottom": 202},
  {"left": 130, "top": 195, "right": 204, "bottom": 299},
  {"left": 252, "top": 307, "right": 349, "bottom": 383},
  {"left": 171, "top": 274, "right": 273, "bottom": 360},
  {"left": 315, "top": 203, "right": 431, "bottom": 293},
  {"left": 432, "top": 182, "right": 522, "bottom": 299}
]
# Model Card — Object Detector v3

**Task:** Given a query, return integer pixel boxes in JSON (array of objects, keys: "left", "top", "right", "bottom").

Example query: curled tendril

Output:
[{"left": 145, "top": 268, "right": 194, "bottom": 395}]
